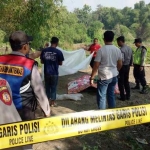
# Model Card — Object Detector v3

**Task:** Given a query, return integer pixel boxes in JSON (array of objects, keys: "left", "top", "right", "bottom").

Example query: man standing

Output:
[
  {"left": 40, "top": 37, "right": 64, "bottom": 107},
  {"left": 0, "top": 31, "right": 50, "bottom": 121},
  {"left": 132, "top": 38, "right": 147, "bottom": 94},
  {"left": 87, "top": 38, "right": 101, "bottom": 68},
  {"left": 90, "top": 31, "right": 122, "bottom": 109},
  {"left": 117, "top": 36, "right": 133, "bottom": 100}
]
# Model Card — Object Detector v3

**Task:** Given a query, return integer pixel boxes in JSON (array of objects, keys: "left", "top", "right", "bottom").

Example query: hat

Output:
[
  {"left": 133, "top": 38, "right": 142, "bottom": 43},
  {"left": 9, "top": 31, "right": 33, "bottom": 47}
]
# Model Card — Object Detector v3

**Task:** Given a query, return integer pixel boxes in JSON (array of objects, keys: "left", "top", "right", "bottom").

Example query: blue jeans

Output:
[
  {"left": 97, "top": 76, "right": 118, "bottom": 109},
  {"left": 45, "top": 75, "right": 58, "bottom": 100}
]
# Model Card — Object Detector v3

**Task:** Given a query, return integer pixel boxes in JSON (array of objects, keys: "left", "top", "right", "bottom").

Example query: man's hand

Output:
[
  {"left": 90, "top": 78, "right": 94, "bottom": 85},
  {"left": 82, "top": 45, "right": 88, "bottom": 50},
  {"left": 45, "top": 113, "right": 51, "bottom": 117},
  {"left": 90, "top": 61, "right": 100, "bottom": 85},
  {"left": 82, "top": 45, "right": 90, "bottom": 51},
  {"left": 140, "top": 66, "right": 144, "bottom": 71}
]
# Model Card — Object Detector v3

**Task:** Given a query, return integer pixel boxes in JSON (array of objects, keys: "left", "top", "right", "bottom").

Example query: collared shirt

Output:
[
  {"left": 11, "top": 51, "right": 50, "bottom": 116},
  {"left": 120, "top": 44, "right": 132, "bottom": 65}
]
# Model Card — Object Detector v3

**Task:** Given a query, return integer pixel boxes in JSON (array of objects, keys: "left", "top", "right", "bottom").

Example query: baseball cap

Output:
[
  {"left": 133, "top": 38, "right": 142, "bottom": 43},
  {"left": 9, "top": 31, "right": 33, "bottom": 48}
]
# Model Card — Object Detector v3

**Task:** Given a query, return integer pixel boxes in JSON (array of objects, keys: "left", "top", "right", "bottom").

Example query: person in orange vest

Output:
[{"left": 0, "top": 31, "right": 51, "bottom": 121}]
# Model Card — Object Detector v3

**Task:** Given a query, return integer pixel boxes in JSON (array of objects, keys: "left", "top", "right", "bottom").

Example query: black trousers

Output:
[
  {"left": 133, "top": 64, "right": 146, "bottom": 87},
  {"left": 118, "top": 65, "right": 130, "bottom": 99},
  {"left": 90, "top": 57, "right": 95, "bottom": 68}
]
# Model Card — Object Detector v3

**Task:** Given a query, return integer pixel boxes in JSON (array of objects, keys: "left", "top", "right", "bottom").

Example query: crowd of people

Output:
[
  {"left": 0, "top": 31, "right": 64, "bottom": 150},
  {"left": 0, "top": 30, "right": 148, "bottom": 149},
  {"left": 89, "top": 31, "right": 147, "bottom": 109}
]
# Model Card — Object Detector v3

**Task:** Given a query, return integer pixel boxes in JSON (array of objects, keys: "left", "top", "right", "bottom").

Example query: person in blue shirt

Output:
[{"left": 40, "top": 37, "right": 64, "bottom": 106}]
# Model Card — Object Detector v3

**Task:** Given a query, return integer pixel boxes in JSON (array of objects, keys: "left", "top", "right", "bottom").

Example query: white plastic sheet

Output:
[
  {"left": 42, "top": 48, "right": 93, "bottom": 78},
  {"left": 56, "top": 93, "right": 83, "bottom": 101}
]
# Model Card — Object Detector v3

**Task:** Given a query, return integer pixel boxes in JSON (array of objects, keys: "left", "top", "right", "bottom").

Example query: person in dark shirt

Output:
[
  {"left": 40, "top": 37, "right": 64, "bottom": 106},
  {"left": 117, "top": 36, "right": 133, "bottom": 100}
]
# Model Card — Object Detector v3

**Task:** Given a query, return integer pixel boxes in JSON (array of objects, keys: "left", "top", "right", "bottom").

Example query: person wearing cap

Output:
[
  {"left": 132, "top": 38, "right": 147, "bottom": 94},
  {"left": 0, "top": 30, "right": 50, "bottom": 121},
  {"left": 40, "top": 37, "right": 64, "bottom": 107},
  {"left": 85, "top": 38, "right": 101, "bottom": 68},
  {"left": 117, "top": 36, "right": 133, "bottom": 100}
]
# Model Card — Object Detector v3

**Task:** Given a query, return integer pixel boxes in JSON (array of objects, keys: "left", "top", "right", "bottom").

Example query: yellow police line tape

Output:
[{"left": 0, "top": 104, "right": 150, "bottom": 149}]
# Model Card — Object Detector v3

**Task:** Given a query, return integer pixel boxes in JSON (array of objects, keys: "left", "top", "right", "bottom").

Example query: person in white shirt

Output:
[{"left": 90, "top": 31, "right": 122, "bottom": 109}]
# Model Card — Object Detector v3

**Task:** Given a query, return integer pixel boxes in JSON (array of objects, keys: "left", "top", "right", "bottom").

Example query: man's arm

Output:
[
  {"left": 82, "top": 45, "right": 90, "bottom": 51},
  {"left": 90, "top": 49, "right": 101, "bottom": 84},
  {"left": 90, "top": 61, "right": 100, "bottom": 84},
  {"left": 6, "top": 81, "right": 22, "bottom": 121},
  {"left": 31, "top": 65, "right": 50, "bottom": 117},
  {"left": 40, "top": 51, "right": 44, "bottom": 64},
  {"left": 58, "top": 51, "right": 64, "bottom": 66},
  {"left": 58, "top": 61, "right": 63, "bottom": 65},
  {"left": 29, "top": 51, "right": 42, "bottom": 59},
  {"left": 129, "top": 50, "right": 133, "bottom": 66},
  {"left": 140, "top": 48, "right": 147, "bottom": 71},
  {"left": 141, "top": 48, "right": 147, "bottom": 66},
  {"left": 117, "top": 59, "right": 122, "bottom": 71}
]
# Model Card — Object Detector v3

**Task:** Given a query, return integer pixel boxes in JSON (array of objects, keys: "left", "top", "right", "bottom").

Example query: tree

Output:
[
  {"left": 134, "top": 0, "right": 145, "bottom": 9},
  {"left": 130, "top": 1, "right": 150, "bottom": 40},
  {"left": 74, "top": 5, "right": 92, "bottom": 27},
  {"left": 0, "top": 0, "right": 62, "bottom": 48},
  {"left": 1, "top": 0, "right": 150, "bottom": 49},
  {"left": 87, "top": 21, "right": 104, "bottom": 41},
  {"left": 114, "top": 24, "right": 134, "bottom": 41}
]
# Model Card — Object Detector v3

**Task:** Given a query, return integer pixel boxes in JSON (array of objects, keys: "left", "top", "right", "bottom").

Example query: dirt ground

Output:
[{"left": 34, "top": 67, "right": 150, "bottom": 150}]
